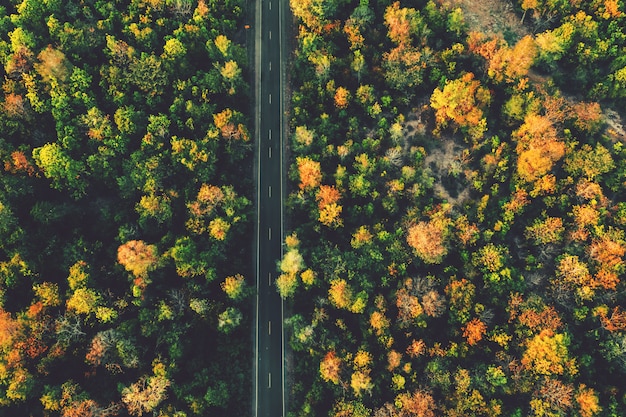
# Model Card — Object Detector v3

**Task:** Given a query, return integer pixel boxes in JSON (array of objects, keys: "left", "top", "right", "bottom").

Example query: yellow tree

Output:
[
  {"left": 317, "top": 185, "right": 343, "bottom": 228},
  {"left": 33, "top": 282, "right": 61, "bottom": 307},
  {"left": 277, "top": 238, "right": 305, "bottom": 298},
  {"left": 488, "top": 35, "right": 537, "bottom": 82},
  {"left": 294, "top": 125, "right": 314, "bottom": 147},
  {"left": 276, "top": 273, "right": 298, "bottom": 299},
  {"left": 122, "top": 362, "right": 170, "bottom": 416},
  {"left": 280, "top": 248, "right": 304, "bottom": 275},
  {"left": 521, "top": 329, "right": 572, "bottom": 376},
  {"left": 575, "top": 384, "right": 601, "bottom": 417},
  {"left": 430, "top": 72, "right": 491, "bottom": 140},
  {"left": 219, "top": 60, "right": 242, "bottom": 95},
  {"left": 66, "top": 288, "right": 101, "bottom": 316},
  {"left": 369, "top": 310, "right": 390, "bottom": 336},
  {"left": 514, "top": 113, "right": 565, "bottom": 183},
  {"left": 555, "top": 254, "right": 594, "bottom": 300},
  {"left": 296, "top": 156, "right": 322, "bottom": 190},
  {"left": 208, "top": 217, "right": 231, "bottom": 241},
  {"left": 319, "top": 203, "right": 343, "bottom": 228},
  {"left": 328, "top": 278, "right": 353, "bottom": 310},
  {"left": 221, "top": 274, "right": 246, "bottom": 300},
  {"left": 290, "top": 0, "right": 327, "bottom": 32},
  {"left": 334, "top": 86, "right": 350, "bottom": 109},
  {"left": 300, "top": 269, "right": 316, "bottom": 287},
  {"left": 350, "top": 370, "right": 373, "bottom": 397},
  {"left": 525, "top": 216, "right": 565, "bottom": 245},
  {"left": 214, "top": 35, "right": 231, "bottom": 57}
]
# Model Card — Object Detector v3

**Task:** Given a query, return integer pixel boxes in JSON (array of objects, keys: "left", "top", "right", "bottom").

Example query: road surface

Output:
[{"left": 254, "top": 0, "right": 285, "bottom": 415}]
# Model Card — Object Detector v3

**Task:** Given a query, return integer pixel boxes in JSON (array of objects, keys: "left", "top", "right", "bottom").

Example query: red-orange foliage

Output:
[
  {"left": 188, "top": 184, "right": 224, "bottom": 216},
  {"left": 0, "top": 308, "right": 21, "bottom": 349},
  {"left": 470, "top": 32, "right": 537, "bottom": 82},
  {"left": 593, "top": 269, "right": 619, "bottom": 290},
  {"left": 86, "top": 334, "right": 109, "bottom": 367},
  {"left": 320, "top": 351, "right": 342, "bottom": 384},
  {"left": 316, "top": 185, "right": 343, "bottom": 227},
  {"left": 542, "top": 93, "right": 570, "bottom": 125},
  {"left": 575, "top": 180, "right": 606, "bottom": 202},
  {"left": 518, "top": 305, "right": 563, "bottom": 333},
  {"left": 406, "top": 339, "right": 426, "bottom": 358},
  {"left": 4, "top": 151, "right": 36, "bottom": 175},
  {"left": 463, "top": 318, "right": 487, "bottom": 346},
  {"left": 27, "top": 301, "right": 44, "bottom": 318},
  {"left": 296, "top": 156, "right": 322, "bottom": 190},
  {"left": 3, "top": 93, "right": 28, "bottom": 117},
  {"left": 572, "top": 204, "right": 600, "bottom": 229},
  {"left": 598, "top": 307, "right": 626, "bottom": 332},
  {"left": 344, "top": 20, "right": 364, "bottom": 48},
  {"left": 62, "top": 400, "right": 97, "bottom": 417},
  {"left": 316, "top": 185, "right": 341, "bottom": 209},
  {"left": 468, "top": 31, "right": 501, "bottom": 60},
  {"left": 384, "top": 1, "right": 417, "bottom": 46},
  {"left": 576, "top": 384, "right": 601, "bottom": 417},
  {"left": 369, "top": 310, "right": 390, "bottom": 336},
  {"left": 328, "top": 278, "right": 353, "bottom": 310},
  {"left": 18, "top": 334, "right": 48, "bottom": 359},
  {"left": 5, "top": 47, "right": 33, "bottom": 76},
  {"left": 455, "top": 215, "right": 480, "bottom": 246},
  {"left": 589, "top": 235, "right": 625, "bottom": 271}
]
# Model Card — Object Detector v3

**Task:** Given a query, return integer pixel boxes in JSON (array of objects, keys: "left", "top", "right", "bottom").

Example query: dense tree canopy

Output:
[
  {"left": 283, "top": 0, "right": 626, "bottom": 415},
  {"left": 0, "top": 0, "right": 252, "bottom": 415}
]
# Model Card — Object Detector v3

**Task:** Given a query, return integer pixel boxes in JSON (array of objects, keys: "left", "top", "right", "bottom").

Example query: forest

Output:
[
  {"left": 1, "top": 0, "right": 626, "bottom": 415},
  {"left": 281, "top": 0, "right": 626, "bottom": 416},
  {"left": 0, "top": 0, "right": 253, "bottom": 415}
]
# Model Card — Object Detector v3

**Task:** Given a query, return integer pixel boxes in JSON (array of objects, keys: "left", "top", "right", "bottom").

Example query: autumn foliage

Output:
[
  {"left": 117, "top": 240, "right": 159, "bottom": 278},
  {"left": 407, "top": 217, "right": 449, "bottom": 264}
]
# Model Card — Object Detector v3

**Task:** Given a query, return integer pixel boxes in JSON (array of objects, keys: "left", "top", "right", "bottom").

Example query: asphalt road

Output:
[{"left": 254, "top": 0, "right": 284, "bottom": 414}]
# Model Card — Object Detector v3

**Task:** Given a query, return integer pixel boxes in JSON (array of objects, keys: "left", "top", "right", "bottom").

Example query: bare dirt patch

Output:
[
  {"left": 445, "top": 0, "right": 528, "bottom": 40},
  {"left": 423, "top": 137, "right": 472, "bottom": 206},
  {"left": 402, "top": 107, "right": 472, "bottom": 207},
  {"left": 605, "top": 109, "right": 626, "bottom": 142}
]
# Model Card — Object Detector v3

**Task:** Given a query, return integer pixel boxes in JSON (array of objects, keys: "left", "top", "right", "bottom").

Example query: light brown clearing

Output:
[{"left": 444, "top": 0, "right": 529, "bottom": 39}]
